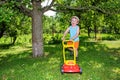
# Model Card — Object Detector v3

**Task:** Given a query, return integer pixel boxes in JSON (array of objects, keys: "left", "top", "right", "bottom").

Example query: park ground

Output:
[{"left": 0, "top": 36, "right": 120, "bottom": 80}]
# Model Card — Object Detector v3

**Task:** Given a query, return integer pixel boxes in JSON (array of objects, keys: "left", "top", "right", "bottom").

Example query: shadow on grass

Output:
[
  {"left": 0, "top": 41, "right": 120, "bottom": 80},
  {"left": 0, "top": 44, "right": 14, "bottom": 49},
  {"left": 79, "top": 41, "right": 120, "bottom": 80},
  {"left": 0, "top": 43, "right": 64, "bottom": 80}
]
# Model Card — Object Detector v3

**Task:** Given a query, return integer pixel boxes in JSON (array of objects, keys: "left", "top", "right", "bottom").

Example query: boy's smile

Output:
[{"left": 71, "top": 18, "right": 78, "bottom": 26}]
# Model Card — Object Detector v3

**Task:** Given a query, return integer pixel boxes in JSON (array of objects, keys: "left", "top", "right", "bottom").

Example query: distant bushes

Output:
[
  {"left": 102, "top": 34, "right": 120, "bottom": 40},
  {"left": 102, "top": 35, "right": 116, "bottom": 40},
  {"left": 0, "top": 33, "right": 120, "bottom": 45},
  {"left": 43, "top": 33, "right": 62, "bottom": 44},
  {"left": 0, "top": 34, "right": 32, "bottom": 45}
]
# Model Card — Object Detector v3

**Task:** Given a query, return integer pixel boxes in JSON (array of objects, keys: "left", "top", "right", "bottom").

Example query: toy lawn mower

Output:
[{"left": 61, "top": 40, "right": 82, "bottom": 74}]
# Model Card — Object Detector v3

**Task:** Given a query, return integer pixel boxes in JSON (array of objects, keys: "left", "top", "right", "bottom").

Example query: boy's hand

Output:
[{"left": 70, "top": 38, "right": 73, "bottom": 41}]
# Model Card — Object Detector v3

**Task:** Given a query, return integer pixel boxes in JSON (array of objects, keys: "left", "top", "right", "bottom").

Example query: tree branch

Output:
[
  {"left": 0, "top": 0, "right": 32, "bottom": 17},
  {"left": 42, "top": 0, "right": 55, "bottom": 13},
  {"left": 53, "top": 4, "right": 120, "bottom": 15},
  {"left": 50, "top": 8, "right": 69, "bottom": 13},
  {"left": 16, "top": 4, "right": 32, "bottom": 17}
]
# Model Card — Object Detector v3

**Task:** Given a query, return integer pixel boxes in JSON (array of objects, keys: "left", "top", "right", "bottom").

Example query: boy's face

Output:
[{"left": 71, "top": 18, "right": 78, "bottom": 25}]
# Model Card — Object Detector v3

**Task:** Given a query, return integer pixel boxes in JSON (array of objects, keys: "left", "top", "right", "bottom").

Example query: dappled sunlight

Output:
[
  {"left": 45, "top": 73, "right": 54, "bottom": 80},
  {"left": 100, "top": 40, "right": 120, "bottom": 48},
  {"left": 108, "top": 48, "right": 120, "bottom": 56},
  {"left": 44, "top": 52, "right": 50, "bottom": 57},
  {"left": 112, "top": 67, "right": 120, "bottom": 74},
  {"left": 0, "top": 44, "right": 32, "bottom": 64},
  {"left": 32, "top": 62, "right": 40, "bottom": 69},
  {"left": 0, "top": 41, "right": 120, "bottom": 80},
  {"left": 78, "top": 41, "right": 120, "bottom": 80},
  {"left": 89, "top": 61, "right": 104, "bottom": 69},
  {"left": 110, "top": 55, "right": 119, "bottom": 61},
  {"left": 48, "top": 57, "right": 60, "bottom": 64},
  {"left": 0, "top": 45, "right": 31, "bottom": 56},
  {"left": 0, "top": 50, "right": 32, "bottom": 63},
  {"left": 80, "top": 46, "right": 87, "bottom": 51},
  {"left": 44, "top": 44, "right": 56, "bottom": 48}
]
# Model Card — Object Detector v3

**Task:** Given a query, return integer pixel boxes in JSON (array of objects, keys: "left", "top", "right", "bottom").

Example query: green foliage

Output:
[
  {"left": 0, "top": 0, "right": 32, "bottom": 41},
  {"left": 52, "top": 33, "right": 63, "bottom": 44},
  {"left": 0, "top": 4, "right": 14, "bottom": 23},
  {"left": 43, "top": 33, "right": 62, "bottom": 44},
  {"left": 16, "top": 34, "right": 32, "bottom": 44},
  {"left": 102, "top": 34, "right": 120, "bottom": 40},
  {"left": 1, "top": 33, "right": 120, "bottom": 45},
  {"left": 0, "top": 34, "right": 31, "bottom": 45},
  {"left": 55, "top": 0, "right": 120, "bottom": 38},
  {"left": 103, "top": 35, "right": 116, "bottom": 40},
  {"left": 43, "top": 33, "right": 53, "bottom": 44},
  {"left": 0, "top": 0, "right": 120, "bottom": 43},
  {"left": 99, "top": 0, "right": 120, "bottom": 12}
]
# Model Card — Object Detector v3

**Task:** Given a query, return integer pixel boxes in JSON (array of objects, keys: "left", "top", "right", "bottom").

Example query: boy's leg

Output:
[
  {"left": 68, "top": 48, "right": 73, "bottom": 56},
  {"left": 74, "top": 42, "right": 79, "bottom": 61},
  {"left": 68, "top": 47, "right": 73, "bottom": 51},
  {"left": 67, "top": 41, "right": 79, "bottom": 57},
  {"left": 75, "top": 48, "right": 79, "bottom": 61},
  {"left": 75, "top": 48, "right": 78, "bottom": 57},
  {"left": 67, "top": 41, "right": 74, "bottom": 55},
  {"left": 67, "top": 41, "right": 73, "bottom": 51}
]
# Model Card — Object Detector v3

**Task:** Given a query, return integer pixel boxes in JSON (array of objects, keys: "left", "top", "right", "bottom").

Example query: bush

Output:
[
  {"left": 102, "top": 34, "right": 120, "bottom": 40},
  {"left": 52, "top": 34, "right": 62, "bottom": 44},
  {"left": 43, "top": 34, "right": 53, "bottom": 44},
  {"left": 43, "top": 33, "right": 62, "bottom": 44}
]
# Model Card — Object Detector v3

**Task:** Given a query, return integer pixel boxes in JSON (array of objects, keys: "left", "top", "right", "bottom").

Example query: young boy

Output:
[{"left": 62, "top": 16, "right": 80, "bottom": 60}]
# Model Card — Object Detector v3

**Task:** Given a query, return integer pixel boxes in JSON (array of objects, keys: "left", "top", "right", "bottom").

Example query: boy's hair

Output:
[{"left": 71, "top": 16, "right": 79, "bottom": 23}]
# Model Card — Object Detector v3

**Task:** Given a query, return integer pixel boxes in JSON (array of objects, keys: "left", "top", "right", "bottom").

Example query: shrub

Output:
[{"left": 43, "top": 34, "right": 53, "bottom": 44}]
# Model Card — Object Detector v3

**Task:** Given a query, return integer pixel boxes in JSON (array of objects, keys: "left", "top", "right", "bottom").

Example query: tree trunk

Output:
[
  {"left": 114, "top": 26, "right": 119, "bottom": 34},
  {"left": 87, "top": 26, "right": 91, "bottom": 38},
  {"left": 0, "top": 21, "right": 6, "bottom": 38},
  {"left": 16, "top": 0, "right": 54, "bottom": 57},
  {"left": 32, "top": 9, "right": 43, "bottom": 57},
  {"left": 12, "top": 36, "right": 17, "bottom": 45},
  {"left": 94, "top": 25, "right": 97, "bottom": 40}
]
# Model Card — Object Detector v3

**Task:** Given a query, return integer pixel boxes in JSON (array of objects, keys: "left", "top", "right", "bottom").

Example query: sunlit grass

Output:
[
  {"left": 0, "top": 38, "right": 120, "bottom": 80},
  {"left": 101, "top": 40, "right": 120, "bottom": 48}
]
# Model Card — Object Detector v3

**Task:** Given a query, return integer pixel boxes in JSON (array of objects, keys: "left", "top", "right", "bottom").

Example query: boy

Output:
[{"left": 62, "top": 16, "right": 80, "bottom": 60}]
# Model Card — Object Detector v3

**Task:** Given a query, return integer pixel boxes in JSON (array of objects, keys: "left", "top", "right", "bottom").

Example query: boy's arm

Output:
[
  {"left": 62, "top": 27, "right": 70, "bottom": 40},
  {"left": 70, "top": 27, "right": 80, "bottom": 40}
]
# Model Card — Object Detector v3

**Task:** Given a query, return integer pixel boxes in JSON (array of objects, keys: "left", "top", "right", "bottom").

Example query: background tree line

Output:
[{"left": 0, "top": 0, "right": 120, "bottom": 57}]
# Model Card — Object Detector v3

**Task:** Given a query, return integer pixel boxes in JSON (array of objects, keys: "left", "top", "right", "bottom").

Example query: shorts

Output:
[{"left": 67, "top": 41, "right": 79, "bottom": 49}]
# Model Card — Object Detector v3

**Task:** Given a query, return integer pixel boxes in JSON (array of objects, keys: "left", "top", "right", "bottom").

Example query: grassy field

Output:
[{"left": 0, "top": 37, "right": 120, "bottom": 80}]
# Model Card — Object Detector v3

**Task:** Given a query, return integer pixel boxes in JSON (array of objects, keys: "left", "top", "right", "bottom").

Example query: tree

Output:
[
  {"left": 0, "top": 2, "right": 31, "bottom": 44},
  {"left": 0, "top": 21, "right": 7, "bottom": 38},
  {"left": 0, "top": 0, "right": 55, "bottom": 57},
  {"left": 0, "top": 0, "right": 120, "bottom": 58},
  {"left": 15, "top": 0, "right": 55, "bottom": 57},
  {"left": 55, "top": 0, "right": 120, "bottom": 39},
  {"left": 13, "top": 0, "right": 120, "bottom": 57}
]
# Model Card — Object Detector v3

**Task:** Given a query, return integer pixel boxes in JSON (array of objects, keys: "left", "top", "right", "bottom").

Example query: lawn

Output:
[{"left": 0, "top": 40, "right": 120, "bottom": 80}]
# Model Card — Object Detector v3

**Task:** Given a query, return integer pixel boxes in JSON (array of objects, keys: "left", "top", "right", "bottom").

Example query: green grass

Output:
[{"left": 0, "top": 35, "right": 120, "bottom": 80}]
